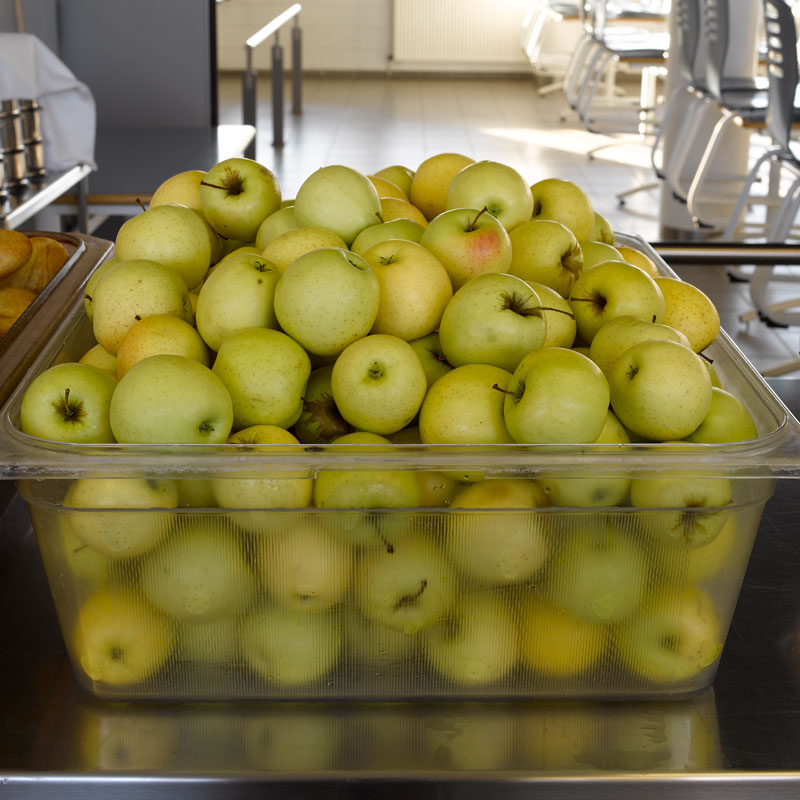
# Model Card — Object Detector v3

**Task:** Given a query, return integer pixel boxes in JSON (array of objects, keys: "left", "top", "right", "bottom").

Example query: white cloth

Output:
[{"left": 0, "top": 32, "right": 96, "bottom": 171}]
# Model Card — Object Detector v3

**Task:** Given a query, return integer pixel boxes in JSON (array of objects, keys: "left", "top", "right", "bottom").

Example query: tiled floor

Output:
[{"left": 216, "top": 72, "right": 800, "bottom": 377}]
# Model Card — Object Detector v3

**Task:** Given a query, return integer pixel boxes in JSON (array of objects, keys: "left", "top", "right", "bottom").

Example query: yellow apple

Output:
[
  {"left": 369, "top": 174, "right": 408, "bottom": 200},
  {"left": 517, "top": 594, "right": 607, "bottom": 676},
  {"left": 409, "top": 152, "right": 475, "bottom": 221},
  {"left": 374, "top": 164, "right": 415, "bottom": 196},
  {"left": 72, "top": 587, "right": 175, "bottom": 686},
  {"left": 149, "top": 169, "right": 206, "bottom": 211},
  {"left": 379, "top": 196, "right": 428, "bottom": 227},
  {"left": 655, "top": 276, "right": 721, "bottom": 353},
  {"left": 115, "top": 313, "right": 210, "bottom": 378},
  {"left": 616, "top": 245, "right": 660, "bottom": 278},
  {"left": 362, "top": 238, "right": 453, "bottom": 341}
]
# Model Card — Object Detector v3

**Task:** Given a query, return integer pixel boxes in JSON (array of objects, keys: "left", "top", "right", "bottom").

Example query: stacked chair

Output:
[{"left": 561, "top": 0, "right": 670, "bottom": 141}]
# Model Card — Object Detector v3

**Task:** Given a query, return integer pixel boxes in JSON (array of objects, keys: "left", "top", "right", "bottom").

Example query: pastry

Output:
[
  {"left": 0, "top": 229, "right": 33, "bottom": 281},
  {"left": 0, "top": 286, "right": 37, "bottom": 337}
]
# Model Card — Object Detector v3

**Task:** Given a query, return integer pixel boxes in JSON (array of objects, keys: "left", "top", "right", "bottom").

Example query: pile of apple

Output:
[{"left": 17, "top": 153, "right": 763, "bottom": 697}]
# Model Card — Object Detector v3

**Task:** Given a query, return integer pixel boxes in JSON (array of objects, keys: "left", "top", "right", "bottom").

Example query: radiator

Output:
[{"left": 392, "top": 0, "right": 531, "bottom": 66}]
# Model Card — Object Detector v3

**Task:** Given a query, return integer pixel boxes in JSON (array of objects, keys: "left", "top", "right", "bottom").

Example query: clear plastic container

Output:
[{"left": 1, "top": 235, "right": 799, "bottom": 701}]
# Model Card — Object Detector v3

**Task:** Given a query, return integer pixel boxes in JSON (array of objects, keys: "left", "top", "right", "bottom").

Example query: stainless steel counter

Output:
[{"left": 2, "top": 380, "right": 800, "bottom": 798}]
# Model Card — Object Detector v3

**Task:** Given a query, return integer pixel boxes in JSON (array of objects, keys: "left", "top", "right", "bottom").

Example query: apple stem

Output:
[
  {"left": 136, "top": 198, "right": 147, "bottom": 212},
  {"left": 492, "top": 381, "right": 525, "bottom": 403},
  {"left": 699, "top": 351, "right": 714, "bottom": 364},
  {"left": 468, "top": 206, "right": 488, "bottom": 231},
  {"left": 395, "top": 579, "right": 428, "bottom": 610},
  {"left": 539, "top": 306, "right": 576, "bottom": 319},
  {"left": 200, "top": 180, "right": 230, "bottom": 192}
]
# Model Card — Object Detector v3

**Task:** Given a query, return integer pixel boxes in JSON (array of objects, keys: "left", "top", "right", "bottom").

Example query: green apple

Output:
[
  {"left": 293, "top": 164, "right": 382, "bottom": 245},
  {"left": 356, "top": 532, "right": 455, "bottom": 634},
  {"left": 261, "top": 226, "right": 348, "bottom": 274},
  {"left": 212, "top": 327, "right": 311, "bottom": 430},
  {"left": 654, "top": 276, "right": 721, "bottom": 353},
  {"left": 110, "top": 354, "right": 233, "bottom": 444},
  {"left": 501, "top": 347, "right": 610, "bottom": 444},
  {"left": 418, "top": 363, "right": 514, "bottom": 445},
  {"left": 530, "top": 177, "right": 595, "bottom": 241},
  {"left": 313, "top": 431, "right": 420, "bottom": 546},
  {"left": 292, "top": 364, "right": 353, "bottom": 444},
  {"left": 408, "top": 332, "right": 453, "bottom": 388},
  {"left": 424, "top": 591, "right": 519, "bottom": 685},
  {"left": 517, "top": 594, "right": 607, "bottom": 676},
  {"left": 239, "top": 603, "right": 341, "bottom": 685},
  {"left": 115, "top": 313, "right": 209, "bottom": 378},
  {"left": 508, "top": 219, "right": 583, "bottom": 298},
  {"left": 593, "top": 211, "right": 615, "bottom": 244},
  {"left": 20, "top": 362, "right": 117, "bottom": 443},
  {"left": 446, "top": 478, "right": 550, "bottom": 585},
  {"left": 568, "top": 260, "right": 666, "bottom": 345},
  {"left": 419, "top": 207, "right": 512, "bottom": 290},
  {"left": 525, "top": 280, "right": 577, "bottom": 348},
  {"left": 177, "top": 616, "right": 239, "bottom": 665},
  {"left": 149, "top": 169, "right": 206, "bottom": 211},
  {"left": 139, "top": 519, "right": 256, "bottom": 621},
  {"left": 342, "top": 607, "right": 417, "bottom": 666},
  {"left": 115, "top": 203, "right": 217, "bottom": 290},
  {"left": 438, "top": 272, "right": 547, "bottom": 373},
  {"left": 614, "top": 583, "right": 723, "bottom": 683},
  {"left": 83, "top": 257, "right": 117, "bottom": 322},
  {"left": 79, "top": 343, "right": 118, "bottom": 374},
  {"left": 536, "top": 409, "right": 632, "bottom": 507},
  {"left": 409, "top": 152, "right": 475, "bottom": 221},
  {"left": 56, "top": 519, "right": 110, "bottom": 588},
  {"left": 607, "top": 339, "right": 713, "bottom": 441},
  {"left": 195, "top": 251, "right": 280, "bottom": 352},
  {"left": 200, "top": 157, "right": 282, "bottom": 242},
  {"left": 72, "top": 587, "right": 174, "bottom": 686},
  {"left": 254, "top": 205, "right": 298, "bottom": 250},
  {"left": 630, "top": 469, "right": 733, "bottom": 548},
  {"left": 63, "top": 477, "right": 177, "bottom": 559},
  {"left": 588, "top": 314, "right": 691, "bottom": 376},
  {"left": 91, "top": 259, "right": 194, "bottom": 356},
  {"left": 546, "top": 519, "right": 650, "bottom": 624},
  {"left": 682, "top": 387, "right": 758, "bottom": 443},
  {"left": 211, "top": 425, "right": 313, "bottom": 515},
  {"left": 374, "top": 164, "right": 415, "bottom": 197},
  {"left": 580, "top": 241, "right": 623, "bottom": 268},
  {"left": 362, "top": 239, "right": 453, "bottom": 341},
  {"left": 176, "top": 478, "right": 217, "bottom": 508},
  {"left": 258, "top": 521, "right": 353, "bottom": 612},
  {"left": 350, "top": 218, "right": 425, "bottom": 256},
  {"left": 273, "top": 247, "right": 380, "bottom": 358},
  {"left": 445, "top": 159, "right": 533, "bottom": 231},
  {"left": 331, "top": 333, "right": 427, "bottom": 435}
]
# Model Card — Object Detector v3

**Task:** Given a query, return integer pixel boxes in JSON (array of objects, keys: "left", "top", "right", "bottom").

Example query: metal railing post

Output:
[
  {"left": 272, "top": 35, "right": 285, "bottom": 148},
  {"left": 241, "top": 4, "right": 303, "bottom": 157},
  {"left": 292, "top": 21, "right": 302, "bottom": 114},
  {"left": 242, "top": 45, "right": 257, "bottom": 160}
]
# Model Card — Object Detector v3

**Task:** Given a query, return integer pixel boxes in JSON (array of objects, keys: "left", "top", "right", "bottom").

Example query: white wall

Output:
[
  {"left": 215, "top": 0, "right": 531, "bottom": 73},
  {"left": 216, "top": 0, "right": 394, "bottom": 73}
]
